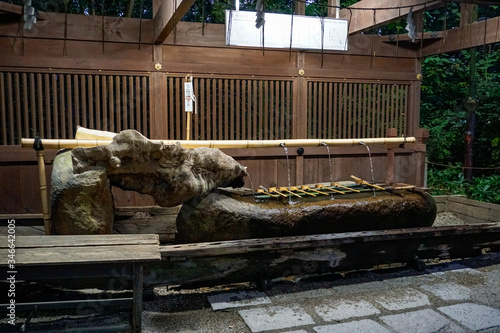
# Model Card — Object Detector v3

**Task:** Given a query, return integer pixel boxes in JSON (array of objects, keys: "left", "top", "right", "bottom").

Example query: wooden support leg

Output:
[{"left": 132, "top": 263, "right": 143, "bottom": 333}]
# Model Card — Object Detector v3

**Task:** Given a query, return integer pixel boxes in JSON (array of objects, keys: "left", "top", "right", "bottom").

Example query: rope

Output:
[
  {"left": 292, "top": 0, "right": 437, "bottom": 11},
  {"left": 427, "top": 161, "right": 500, "bottom": 171}
]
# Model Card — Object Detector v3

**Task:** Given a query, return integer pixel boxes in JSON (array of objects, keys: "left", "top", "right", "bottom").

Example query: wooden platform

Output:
[{"left": 0, "top": 234, "right": 161, "bottom": 332}]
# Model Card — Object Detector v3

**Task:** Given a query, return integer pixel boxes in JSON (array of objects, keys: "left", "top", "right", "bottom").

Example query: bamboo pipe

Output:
[{"left": 21, "top": 137, "right": 416, "bottom": 150}]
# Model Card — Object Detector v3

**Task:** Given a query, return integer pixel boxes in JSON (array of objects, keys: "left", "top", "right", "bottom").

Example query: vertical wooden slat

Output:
[
  {"left": 7, "top": 73, "right": 15, "bottom": 143},
  {"left": 371, "top": 84, "right": 376, "bottom": 137},
  {"left": 247, "top": 80, "right": 252, "bottom": 139},
  {"left": 74, "top": 75, "right": 80, "bottom": 130},
  {"left": 333, "top": 82, "right": 338, "bottom": 139},
  {"left": 311, "top": 82, "right": 317, "bottom": 139},
  {"left": 135, "top": 77, "right": 141, "bottom": 133},
  {"left": 361, "top": 83, "right": 368, "bottom": 138},
  {"left": 14, "top": 73, "right": 22, "bottom": 143},
  {"left": 327, "top": 82, "right": 333, "bottom": 138},
  {"left": 234, "top": 79, "right": 239, "bottom": 140},
  {"left": 44, "top": 74, "right": 52, "bottom": 138},
  {"left": 175, "top": 77, "right": 181, "bottom": 139},
  {"left": 322, "top": 82, "right": 328, "bottom": 139},
  {"left": 257, "top": 80, "right": 262, "bottom": 140},
  {"left": 240, "top": 80, "right": 245, "bottom": 140},
  {"left": 29, "top": 73, "right": 36, "bottom": 137},
  {"left": 223, "top": 79, "right": 229, "bottom": 140},
  {"left": 115, "top": 76, "right": 121, "bottom": 132},
  {"left": 347, "top": 83, "right": 353, "bottom": 139},
  {"left": 128, "top": 76, "right": 134, "bottom": 130},
  {"left": 108, "top": 76, "right": 115, "bottom": 132},
  {"left": 354, "top": 84, "right": 360, "bottom": 138},
  {"left": 21, "top": 73, "right": 29, "bottom": 138},
  {"left": 87, "top": 75, "right": 94, "bottom": 129},
  {"left": 167, "top": 77, "right": 174, "bottom": 138},
  {"left": 35, "top": 73, "right": 43, "bottom": 138},
  {"left": 102, "top": 75, "right": 108, "bottom": 131},
  {"left": 286, "top": 80, "right": 291, "bottom": 139},
  {"left": 212, "top": 78, "right": 217, "bottom": 140},
  {"left": 94, "top": 75, "right": 101, "bottom": 130},
  {"left": 52, "top": 74, "right": 59, "bottom": 139},
  {"left": 342, "top": 83, "right": 348, "bottom": 139},
  {"left": 66, "top": 74, "right": 73, "bottom": 137},
  {"left": 59, "top": 74, "right": 66, "bottom": 138},
  {"left": 252, "top": 80, "right": 257, "bottom": 139},
  {"left": 317, "top": 81, "right": 322, "bottom": 139},
  {"left": 376, "top": 84, "right": 382, "bottom": 137},
  {"left": 200, "top": 78, "right": 205, "bottom": 140},
  {"left": 0, "top": 73, "right": 7, "bottom": 144},
  {"left": 206, "top": 78, "right": 211, "bottom": 140},
  {"left": 229, "top": 79, "right": 235, "bottom": 140},
  {"left": 280, "top": 81, "right": 285, "bottom": 139},
  {"left": 263, "top": 80, "right": 269, "bottom": 140},
  {"left": 121, "top": 76, "right": 127, "bottom": 129},
  {"left": 403, "top": 85, "right": 408, "bottom": 135},
  {"left": 274, "top": 81, "right": 279, "bottom": 140},
  {"left": 398, "top": 85, "right": 404, "bottom": 135},
  {"left": 81, "top": 75, "right": 87, "bottom": 128}
]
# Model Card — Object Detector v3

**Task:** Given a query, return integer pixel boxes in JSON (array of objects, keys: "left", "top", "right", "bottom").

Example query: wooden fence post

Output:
[{"left": 414, "top": 128, "right": 429, "bottom": 187}]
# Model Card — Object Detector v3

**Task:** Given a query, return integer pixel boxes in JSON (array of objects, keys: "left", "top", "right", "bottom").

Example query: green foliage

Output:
[{"left": 428, "top": 167, "right": 500, "bottom": 204}]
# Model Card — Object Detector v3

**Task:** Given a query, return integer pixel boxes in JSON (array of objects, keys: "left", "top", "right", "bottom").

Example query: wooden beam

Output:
[
  {"left": 340, "top": 0, "right": 441, "bottom": 35},
  {"left": 422, "top": 16, "right": 500, "bottom": 56},
  {"left": 154, "top": 0, "right": 195, "bottom": 45},
  {"left": 0, "top": 1, "right": 48, "bottom": 20}
]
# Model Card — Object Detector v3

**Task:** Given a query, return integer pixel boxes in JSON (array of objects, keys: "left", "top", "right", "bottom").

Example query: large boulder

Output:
[
  {"left": 50, "top": 150, "right": 114, "bottom": 234},
  {"left": 71, "top": 130, "right": 247, "bottom": 207},
  {"left": 176, "top": 189, "right": 437, "bottom": 243}
]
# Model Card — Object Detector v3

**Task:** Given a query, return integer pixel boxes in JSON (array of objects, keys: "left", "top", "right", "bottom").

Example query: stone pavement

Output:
[{"left": 143, "top": 253, "right": 500, "bottom": 333}]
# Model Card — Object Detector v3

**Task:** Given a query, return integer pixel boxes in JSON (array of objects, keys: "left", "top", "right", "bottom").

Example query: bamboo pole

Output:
[
  {"left": 21, "top": 137, "right": 416, "bottom": 150},
  {"left": 33, "top": 137, "right": 51, "bottom": 235}
]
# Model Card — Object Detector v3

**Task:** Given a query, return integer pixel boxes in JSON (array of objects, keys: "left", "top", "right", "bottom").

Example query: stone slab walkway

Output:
[{"left": 143, "top": 252, "right": 500, "bottom": 333}]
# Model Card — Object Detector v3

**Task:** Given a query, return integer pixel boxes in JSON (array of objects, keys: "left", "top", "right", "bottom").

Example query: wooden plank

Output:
[
  {"left": 5, "top": 244, "right": 160, "bottom": 265},
  {"left": 0, "top": 72, "right": 6, "bottom": 144},
  {"left": 135, "top": 76, "right": 141, "bottom": 133},
  {"left": 108, "top": 75, "right": 115, "bottom": 132},
  {"left": 58, "top": 73, "right": 66, "bottom": 138},
  {"left": 146, "top": 224, "right": 500, "bottom": 287},
  {"left": 115, "top": 76, "right": 121, "bottom": 131},
  {"left": 448, "top": 197, "right": 500, "bottom": 223},
  {"left": 253, "top": 80, "right": 257, "bottom": 139},
  {"left": 212, "top": 78, "right": 217, "bottom": 140},
  {"left": 102, "top": 75, "right": 108, "bottom": 131},
  {"left": 67, "top": 74, "right": 73, "bottom": 137},
  {"left": 129, "top": 76, "right": 135, "bottom": 129},
  {"left": 423, "top": 16, "right": 500, "bottom": 56},
  {"left": 323, "top": 81, "right": 328, "bottom": 139},
  {"left": 21, "top": 73, "right": 28, "bottom": 139},
  {"left": 74, "top": 74, "right": 80, "bottom": 130},
  {"left": 199, "top": 78, "right": 205, "bottom": 139},
  {"left": 280, "top": 81, "right": 285, "bottom": 139},
  {"left": 340, "top": 0, "right": 441, "bottom": 35},
  {"left": 0, "top": 165, "right": 20, "bottom": 213},
  {"left": 13, "top": 72, "right": 21, "bottom": 144},
  {"left": 122, "top": 76, "right": 127, "bottom": 130},
  {"left": 94, "top": 75, "right": 101, "bottom": 129},
  {"left": 44, "top": 74, "right": 51, "bottom": 138},
  {"left": 19, "top": 165, "right": 42, "bottom": 214},
  {"left": 0, "top": 234, "right": 159, "bottom": 249},
  {"left": 234, "top": 79, "right": 239, "bottom": 140}
]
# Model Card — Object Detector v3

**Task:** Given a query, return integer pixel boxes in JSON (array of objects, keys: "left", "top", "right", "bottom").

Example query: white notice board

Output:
[{"left": 225, "top": 10, "right": 348, "bottom": 51}]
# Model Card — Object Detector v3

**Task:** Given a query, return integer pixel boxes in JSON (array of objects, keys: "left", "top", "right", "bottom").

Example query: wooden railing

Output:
[
  {"left": 0, "top": 70, "right": 150, "bottom": 145},
  {"left": 307, "top": 80, "right": 408, "bottom": 139}
]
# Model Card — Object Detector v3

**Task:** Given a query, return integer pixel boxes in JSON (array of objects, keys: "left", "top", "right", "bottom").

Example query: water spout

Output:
[
  {"left": 359, "top": 141, "right": 376, "bottom": 197},
  {"left": 280, "top": 143, "right": 293, "bottom": 204}
]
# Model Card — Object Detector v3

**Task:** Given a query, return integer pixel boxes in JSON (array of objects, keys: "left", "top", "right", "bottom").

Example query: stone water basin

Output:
[{"left": 176, "top": 185, "right": 437, "bottom": 243}]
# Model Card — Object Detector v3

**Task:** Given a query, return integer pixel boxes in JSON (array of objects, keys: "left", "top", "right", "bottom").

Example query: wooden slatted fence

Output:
[
  {"left": 0, "top": 70, "right": 150, "bottom": 145},
  {"left": 307, "top": 80, "right": 408, "bottom": 139},
  {"left": 165, "top": 75, "right": 294, "bottom": 140}
]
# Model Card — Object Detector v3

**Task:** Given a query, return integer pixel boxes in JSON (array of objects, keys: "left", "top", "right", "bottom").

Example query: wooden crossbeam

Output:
[
  {"left": 423, "top": 16, "right": 500, "bottom": 56},
  {"left": 339, "top": 0, "right": 442, "bottom": 35},
  {"left": 154, "top": 0, "right": 196, "bottom": 45}
]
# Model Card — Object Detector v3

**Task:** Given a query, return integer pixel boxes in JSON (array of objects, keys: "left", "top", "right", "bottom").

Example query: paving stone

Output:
[
  {"left": 374, "top": 288, "right": 430, "bottom": 311},
  {"left": 380, "top": 308, "right": 466, "bottom": 333},
  {"left": 239, "top": 305, "right": 315, "bottom": 332},
  {"left": 332, "top": 281, "right": 392, "bottom": 295},
  {"left": 208, "top": 290, "right": 271, "bottom": 311},
  {"left": 419, "top": 282, "right": 471, "bottom": 301},
  {"left": 313, "top": 319, "right": 390, "bottom": 333},
  {"left": 270, "top": 287, "right": 337, "bottom": 302},
  {"left": 438, "top": 303, "right": 500, "bottom": 331},
  {"left": 314, "top": 299, "right": 380, "bottom": 322},
  {"left": 281, "top": 331, "right": 309, "bottom": 333}
]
